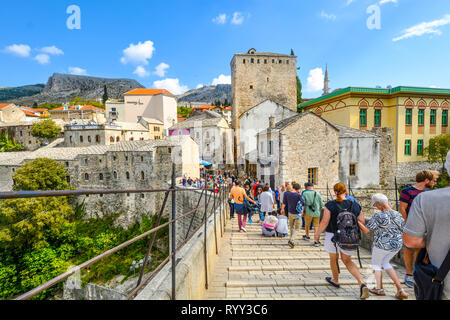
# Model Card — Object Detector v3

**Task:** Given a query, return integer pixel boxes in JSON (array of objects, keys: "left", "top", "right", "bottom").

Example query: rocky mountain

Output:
[
  {"left": 177, "top": 84, "right": 231, "bottom": 104},
  {"left": 7, "top": 73, "right": 144, "bottom": 105},
  {"left": 0, "top": 84, "right": 45, "bottom": 102}
]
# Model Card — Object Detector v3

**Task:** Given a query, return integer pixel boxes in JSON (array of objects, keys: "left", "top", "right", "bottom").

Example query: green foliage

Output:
[
  {"left": 177, "top": 106, "right": 193, "bottom": 118},
  {"left": 70, "top": 96, "right": 105, "bottom": 110},
  {"left": 435, "top": 170, "right": 449, "bottom": 189},
  {"left": 36, "top": 103, "right": 63, "bottom": 110},
  {"left": 0, "top": 262, "right": 21, "bottom": 299},
  {"left": 102, "top": 85, "right": 109, "bottom": 105},
  {"left": 297, "top": 75, "right": 303, "bottom": 111},
  {"left": 424, "top": 134, "right": 450, "bottom": 170},
  {"left": 12, "top": 158, "right": 70, "bottom": 191},
  {"left": 30, "top": 120, "right": 61, "bottom": 141},
  {"left": 0, "top": 133, "right": 24, "bottom": 152}
]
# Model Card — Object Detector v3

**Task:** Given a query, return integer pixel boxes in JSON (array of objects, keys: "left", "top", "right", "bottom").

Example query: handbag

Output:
[{"left": 414, "top": 247, "right": 450, "bottom": 300}]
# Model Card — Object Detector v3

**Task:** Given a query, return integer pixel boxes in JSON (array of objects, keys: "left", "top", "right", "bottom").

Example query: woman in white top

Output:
[{"left": 260, "top": 185, "right": 275, "bottom": 221}]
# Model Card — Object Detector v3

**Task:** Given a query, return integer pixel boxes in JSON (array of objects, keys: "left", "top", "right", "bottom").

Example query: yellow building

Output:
[{"left": 301, "top": 86, "right": 449, "bottom": 177}]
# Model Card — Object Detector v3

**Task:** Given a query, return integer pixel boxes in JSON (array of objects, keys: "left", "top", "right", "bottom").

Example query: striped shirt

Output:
[{"left": 399, "top": 186, "right": 427, "bottom": 216}]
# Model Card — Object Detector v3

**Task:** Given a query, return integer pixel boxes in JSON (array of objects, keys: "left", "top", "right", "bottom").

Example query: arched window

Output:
[
  {"left": 110, "top": 136, "right": 114, "bottom": 143},
  {"left": 113, "top": 171, "right": 118, "bottom": 179},
  {"left": 141, "top": 171, "right": 145, "bottom": 180},
  {"left": 126, "top": 172, "right": 130, "bottom": 180},
  {"left": 99, "top": 173, "right": 104, "bottom": 181},
  {"left": 88, "top": 136, "right": 91, "bottom": 143},
  {"left": 85, "top": 173, "right": 89, "bottom": 181}
]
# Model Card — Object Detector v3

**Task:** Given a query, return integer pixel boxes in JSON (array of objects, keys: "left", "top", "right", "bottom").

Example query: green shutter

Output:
[
  {"left": 405, "top": 140, "right": 411, "bottom": 156},
  {"left": 430, "top": 110, "right": 436, "bottom": 126},
  {"left": 443, "top": 110, "right": 448, "bottom": 126},
  {"left": 417, "top": 140, "right": 423, "bottom": 156},
  {"left": 406, "top": 109, "right": 412, "bottom": 125},
  {"left": 374, "top": 109, "right": 381, "bottom": 127},
  {"left": 360, "top": 109, "right": 367, "bottom": 126},
  {"left": 418, "top": 110, "right": 424, "bottom": 126}
]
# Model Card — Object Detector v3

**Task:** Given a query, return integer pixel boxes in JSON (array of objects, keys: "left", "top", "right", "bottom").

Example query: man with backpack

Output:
[
  {"left": 314, "top": 183, "right": 369, "bottom": 300},
  {"left": 403, "top": 152, "right": 450, "bottom": 300},
  {"left": 281, "top": 183, "right": 305, "bottom": 249},
  {"left": 301, "top": 182, "right": 324, "bottom": 246}
]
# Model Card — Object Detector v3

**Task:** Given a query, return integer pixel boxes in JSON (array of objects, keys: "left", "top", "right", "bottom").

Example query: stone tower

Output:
[
  {"left": 231, "top": 49, "right": 297, "bottom": 168},
  {"left": 323, "top": 65, "right": 330, "bottom": 96}
]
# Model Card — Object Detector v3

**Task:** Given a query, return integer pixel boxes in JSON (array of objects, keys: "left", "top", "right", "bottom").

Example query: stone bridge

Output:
[{"left": 135, "top": 192, "right": 415, "bottom": 301}]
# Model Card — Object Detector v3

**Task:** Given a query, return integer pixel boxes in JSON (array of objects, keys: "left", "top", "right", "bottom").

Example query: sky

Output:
[{"left": 1, "top": 0, "right": 450, "bottom": 99}]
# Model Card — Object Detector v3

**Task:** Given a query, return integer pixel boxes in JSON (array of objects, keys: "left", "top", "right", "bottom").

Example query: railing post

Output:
[
  {"left": 395, "top": 177, "right": 399, "bottom": 211},
  {"left": 219, "top": 185, "right": 223, "bottom": 237},
  {"left": 171, "top": 163, "right": 176, "bottom": 300},
  {"left": 204, "top": 185, "right": 208, "bottom": 289},
  {"left": 213, "top": 184, "right": 218, "bottom": 255}
]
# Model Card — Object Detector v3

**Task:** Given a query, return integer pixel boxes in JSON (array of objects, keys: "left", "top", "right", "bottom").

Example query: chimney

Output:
[{"left": 269, "top": 116, "right": 276, "bottom": 129}]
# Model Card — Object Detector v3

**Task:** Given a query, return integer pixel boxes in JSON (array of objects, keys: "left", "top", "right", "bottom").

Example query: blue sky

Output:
[{"left": 1, "top": 0, "right": 450, "bottom": 98}]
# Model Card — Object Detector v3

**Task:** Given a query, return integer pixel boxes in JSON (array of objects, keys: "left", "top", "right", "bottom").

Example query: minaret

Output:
[{"left": 323, "top": 65, "right": 330, "bottom": 96}]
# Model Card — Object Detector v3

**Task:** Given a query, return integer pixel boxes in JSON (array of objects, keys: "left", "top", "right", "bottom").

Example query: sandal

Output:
[
  {"left": 395, "top": 289, "right": 408, "bottom": 300},
  {"left": 369, "top": 288, "right": 386, "bottom": 296},
  {"left": 325, "top": 277, "right": 340, "bottom": 288}
]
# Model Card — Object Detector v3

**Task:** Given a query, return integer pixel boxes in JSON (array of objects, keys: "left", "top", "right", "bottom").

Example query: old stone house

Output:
[{"left": 0, "top": 136, "right": 200, "bottom": 227}]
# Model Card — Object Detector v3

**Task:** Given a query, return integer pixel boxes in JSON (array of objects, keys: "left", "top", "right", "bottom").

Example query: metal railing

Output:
[{"left": 0, "top": 163, "right": 230, "bottom": 301}]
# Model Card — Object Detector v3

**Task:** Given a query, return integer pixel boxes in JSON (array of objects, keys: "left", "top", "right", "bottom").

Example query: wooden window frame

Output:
[
  {"left": 405, "top": 140, "right": 411, "bottom": 156},
  {"left": 417, "top": 139, "right": 424, "bottom": 156},
  {"left": 374, "top": 109, "right": 382, "bottom": 127},
  {"left": 405, "top": 108, "right": 412, "bottom": 126},
  {"left": 443, "top": 110, "right": 448, "bottom": 127}
]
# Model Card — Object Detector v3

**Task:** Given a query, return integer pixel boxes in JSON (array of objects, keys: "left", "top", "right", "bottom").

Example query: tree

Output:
[
  {"left": 291, "top": 48, "right": 295, "bottom": 56},
  {"left": 0, "top": 133, "right": 24, "bottom": 152},
  {"left": 30, "top": 120, "right": 61, "bottom": 142},
  {"left": 102, "top": 85, "right": 108, "bottom": 105},
  {"left": 424, "top": 134, "right": 450, "bottom": 172},
  {"left": 297, "top": 75, "right": 303, "bottom": 110}
]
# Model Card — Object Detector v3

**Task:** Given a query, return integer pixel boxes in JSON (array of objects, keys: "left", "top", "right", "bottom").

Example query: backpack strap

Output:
[{"left": 434, "top": 249, "right": 450, "bottom": 283}]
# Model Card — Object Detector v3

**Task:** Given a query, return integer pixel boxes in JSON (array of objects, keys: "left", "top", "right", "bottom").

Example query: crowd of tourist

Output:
[{"left": 226, "top": 150, "right": 450, "bottom": 300}]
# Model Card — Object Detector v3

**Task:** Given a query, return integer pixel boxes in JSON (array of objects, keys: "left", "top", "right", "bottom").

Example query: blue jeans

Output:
[{"left": 229, "top": 203, "right": 235, "bottom": 218}]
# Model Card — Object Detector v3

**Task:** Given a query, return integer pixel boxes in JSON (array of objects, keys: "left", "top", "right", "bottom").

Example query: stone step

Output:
[
  {"left": 231, "top": 255, "right": 372, "bottom": 261},
  {"left": 226, "top": 278, "right": 402, "bottom": 288},
  {"left": 228, "top": 264, "right": 373, "bottom": 272}
]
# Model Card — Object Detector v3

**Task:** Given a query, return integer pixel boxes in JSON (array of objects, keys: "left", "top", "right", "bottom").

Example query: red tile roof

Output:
[
  {"left": 51, "top": 105, "right": 105, "bottom": 112},
  {"left": 124, "top": 88, "right": 174, "bottom": 96},
  {"left": 0, "top": 103, "right": 13, "bottom": 109},
  {"left": 22, "top": 110, "right": 40, "bottom": 117}
]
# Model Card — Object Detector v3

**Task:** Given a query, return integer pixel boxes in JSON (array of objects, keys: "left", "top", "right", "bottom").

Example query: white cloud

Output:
[
  {"left": 133, "top": 66, "right": 150, "bottom": 78},
  {"left": 231, "top": 12, "right": 245, "bottom": 25},
  {"left": 120, "top": 41, "right": 155, "bottom": 65},
  {"left": 154, "top": 62, "right": 170, "bottom": 77},
  {"left": 34, "top": 54, "right": 50, "bottom": 65},
  {"left": 40, "top": 46, "right": 64, "bottom": 55},
  {"left": 320, "top": 11, "right": 337, "bottom": 21},
  {"left": 393, "top": 14, "right": 450, "bottom": 42},
  {"left": 4, "top": 44, "right": 31, "bottom": 57},
  {"left": 196, "top": 84, "right": 204, "bottom": 89},
  {"left": 212, "top": 74, "right": 231, "bottom": 86},
  {"left": 213, "top": 13, "right": 227, "bottom": 24},
  {"left": 153, "top": 78, "right": 189, "bottom": 95},
  {"left": 346, "top": 0, "right": 356, "bottom": 6},
  {"left": 379, "top": 0, "right": 398, "bottom": 5},
  {"left": 68, "top": 67, "right": 87, "bottom": 75},
  {"left": 305, "top": 68, "right": 324, "bottom": 92}
]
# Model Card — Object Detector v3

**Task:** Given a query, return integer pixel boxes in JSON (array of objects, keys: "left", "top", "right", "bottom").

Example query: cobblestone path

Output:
[{"left": 204, "top": 217, "right": 415, "bottom": 300}]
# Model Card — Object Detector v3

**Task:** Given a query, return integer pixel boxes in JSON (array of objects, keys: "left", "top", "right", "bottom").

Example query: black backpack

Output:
[
  {"left": 414, "top": 248, "right": 450, "bottom": 300},
  {"left": 332, "top": 201, "right": 361, "bottom": 250}
]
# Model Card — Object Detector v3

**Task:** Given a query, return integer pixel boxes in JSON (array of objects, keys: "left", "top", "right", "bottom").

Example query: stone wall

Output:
[
  {"left": 371, "top": 127, "right": 397, "bottom": 188},
  {"left": 397, "top": 161, "right": 442, "bottom": 185}
]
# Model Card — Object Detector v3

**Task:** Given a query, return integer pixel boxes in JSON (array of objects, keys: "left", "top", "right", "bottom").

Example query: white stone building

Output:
[{"left": 168, "top": 110, "right": 234, "bottom": 170}]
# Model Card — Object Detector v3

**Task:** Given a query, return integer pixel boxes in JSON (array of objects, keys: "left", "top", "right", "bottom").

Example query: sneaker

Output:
[
  {"left": 314, "top": 241, "right": 321, "bottom": 247},
  {"left": 303, "top": 235, "right": 311, "bottom": 241},
  {"left": 404, "top": 274, "right": 415, "bottom": 288},
  {"left": 241, "top": 227, "right": 247, "bottom": 233},
  {"left": 288, "top": 240, "right": 295, "bottom": 248},
  {"left": 360, "top": 284, "right": 370, "bottom": 300}
]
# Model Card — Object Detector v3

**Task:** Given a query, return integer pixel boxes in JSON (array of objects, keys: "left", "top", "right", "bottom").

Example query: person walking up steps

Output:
[
  {"left": 282, "top": 183, "right": 305, "bottom": 249},
  {"left": 358, "top": 194, "right": 408, "bottom": 300},
  {"left": 314, "top": 183, "right": 370, "bottom": 300},
  {"left": 399, "top": 170, "right": 437, "bottom": 288},
  {"left": 301, "top": 182, "right": 324, "bottom": 246},
  {"left": 260, "top": 185, "right": 275, "bottom": 221},
  {"left": 229, "top": 181, "right": 256, "bottom": 233}
]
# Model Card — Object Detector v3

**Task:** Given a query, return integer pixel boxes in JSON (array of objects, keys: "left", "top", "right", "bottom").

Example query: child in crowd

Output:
[
  {"left": 276, "top": 213, "right": 289, "bottom": 237},
  {"left": 262, "top": 215, "right": 278, "bottom": 237}
]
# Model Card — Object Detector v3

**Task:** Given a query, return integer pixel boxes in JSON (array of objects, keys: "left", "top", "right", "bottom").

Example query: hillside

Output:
[
  {"left": 177, "top": 84, "right": 231, "bottom": 104},
  {"left": 0, "top": 84, "right": 45, "bottom": 102},
  {"left": 7, "top": 73, "right": 144, "bottom": 105}
]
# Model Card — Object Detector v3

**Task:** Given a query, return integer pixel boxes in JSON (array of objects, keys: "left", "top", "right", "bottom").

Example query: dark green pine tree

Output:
[
  {"left": 291, "top": 49, "right": 295, "bottom": 56},
  {"left": 102, "top": 85, "right": 108, "bottom": 105}
]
